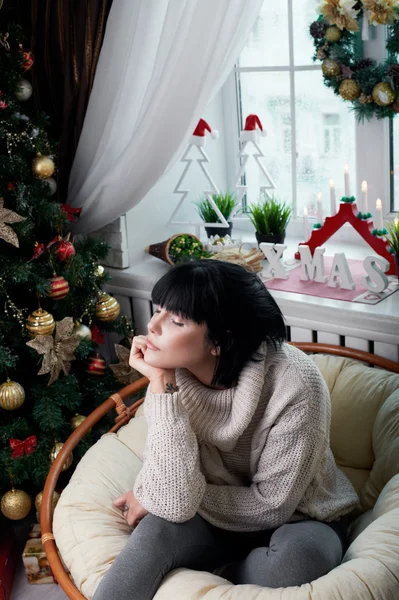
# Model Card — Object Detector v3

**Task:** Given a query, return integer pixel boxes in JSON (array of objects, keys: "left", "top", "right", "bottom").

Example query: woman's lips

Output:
[{"left": 146, "top": 339, "right": 160, "bottom": 351}]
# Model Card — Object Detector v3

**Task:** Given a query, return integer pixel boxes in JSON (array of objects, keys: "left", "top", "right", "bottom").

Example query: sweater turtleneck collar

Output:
[{"left": 176, "top": 342, "right": 270, "bottom": 452}]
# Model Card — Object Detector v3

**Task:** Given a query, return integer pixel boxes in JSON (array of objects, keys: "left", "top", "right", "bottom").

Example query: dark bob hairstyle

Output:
[{"left": 151, "top": 259, "right": 286, "bottom": 388}]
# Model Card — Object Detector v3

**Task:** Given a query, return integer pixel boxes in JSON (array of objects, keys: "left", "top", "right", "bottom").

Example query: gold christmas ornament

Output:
[
  {"left": 50, "top": 442, "right": 73, "bottom": 471},
  {"left": 95, "top": 264, "right": 105, "bottom": 276},
  {"left": 372, "top": 82, "right": 396, "bottom": 106},
  {"left": 0, "top": 197, "right": 26, "bottom": 248},
  {"left": 110, "top": 343, "right": 141, "bottom": 385},
  {"left": 26, "top": 308, "right": 55, "bottom": 337},
  {"left": 32, "top": 154, "right": 55, "bottom": 179},
  {"left": 95, "top": 294, "right": 120, "bottom": 322},
  {"left": 73, "top": 322, "right": 92, "bottom": 340},
  {"left": 1, "top": 489, "right": 32, "bottom": 520},
  {"left": 325, "top": 25, "right": 342, "bottom": 42},
  {"left": 26, "top": 317, "right": 81, "bottom": 386},
  {"left": 34, "top": 490, "right": 60, "bottom": 513},
  {"left": 71, "top": 413, "right": 91, "bottom": 433},
  {"left": 47, "top": 274, "right": 70, "bottom": 300},
  {"left": 339, "top": 79, "right": 361, "bottom": 101},
  {"left": 321, "top": 58, "right": 341, "bottom": 78},
  {"left": 0, "top": 378, "right": 25, "bottom": 411},
  {"left": 44, "top": 177, "right": 57, "bottom": 196},
  {"left": 15, "top": 78, "right": 32, "bottom": 101}
]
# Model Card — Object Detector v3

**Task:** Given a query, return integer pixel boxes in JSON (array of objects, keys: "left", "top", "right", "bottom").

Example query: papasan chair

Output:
[{"left": 41, "top": 342, "right": 399, "bottom": 600}]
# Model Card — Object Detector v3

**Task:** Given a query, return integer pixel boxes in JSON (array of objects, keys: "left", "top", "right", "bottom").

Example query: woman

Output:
[{"left": 94, "top": 259, "right": 358, "bottom": 600}]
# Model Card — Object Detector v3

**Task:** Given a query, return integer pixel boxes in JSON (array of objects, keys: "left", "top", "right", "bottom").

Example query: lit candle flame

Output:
[
  {"left": 329, "top": 179, "right": 334, "bottom": 188},
  {"left": 344, "top": 164, "right": 349, "bottom": 174},
  {"left": 304, "top": 206, "right": 308, "bottom": 216},
  {"left": 394, "top": 218, "right": 398, "bottom": 228},
  {"left": 376, "top": 198, "right": 382, "bottom": 210},
  {"left": 361, "top": 180, "right": 368, "bottom": 192},
  {"left": 317, "top": 192, "right": 322, "bottom": 201}
]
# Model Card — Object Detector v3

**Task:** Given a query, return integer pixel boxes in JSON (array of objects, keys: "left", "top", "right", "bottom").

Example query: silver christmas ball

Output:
[
  {"left": 15, "top": 78, "right": 32, "bottom": 101},
  {"left": 44, "top": 177, "right": 57, "bottom": 196},
  {"left": 73, "top": 322, "right": 92, "bottom": 340}
]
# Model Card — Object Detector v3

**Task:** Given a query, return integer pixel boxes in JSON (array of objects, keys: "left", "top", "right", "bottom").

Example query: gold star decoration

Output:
[
  {"left": 26, "top": 317, "right": 81, "bottom": 386},
  {"left": 0, "top": 197, "right": 25, "bottom": 247},
  {"left": 109, "top": 343, "right": 141, "bottom": 385}
]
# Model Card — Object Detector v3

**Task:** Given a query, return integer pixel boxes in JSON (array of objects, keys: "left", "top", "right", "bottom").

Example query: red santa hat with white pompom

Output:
[
  {"left": 191, "top": 118, "right": 219, "bottom": 146},
  {"left": 240, "top": 114, "right": 267, "bottom": 142}
]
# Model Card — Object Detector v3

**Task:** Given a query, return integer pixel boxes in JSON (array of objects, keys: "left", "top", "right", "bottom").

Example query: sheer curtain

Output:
[{"left": 68, "top": 0, "right": 264, "bottom": 234}]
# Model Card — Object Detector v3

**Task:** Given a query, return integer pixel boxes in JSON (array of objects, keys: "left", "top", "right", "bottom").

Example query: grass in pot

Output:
[
  {"left": 386, "top": 216, "right": 399, "bottom": 277},
  {"left": 248, "top": 196, "right": 293, "bottom": 246},
  {"left": 195, "top": 192, "right": 236, "bottom": 238}
]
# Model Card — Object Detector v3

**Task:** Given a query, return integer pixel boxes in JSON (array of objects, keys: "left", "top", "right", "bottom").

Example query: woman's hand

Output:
[
  {"left": 129, "top": 335, "right": 175, "bottom": 386},
  {"left": 113, "top": 490, "right": 149, "bottom": 528}
]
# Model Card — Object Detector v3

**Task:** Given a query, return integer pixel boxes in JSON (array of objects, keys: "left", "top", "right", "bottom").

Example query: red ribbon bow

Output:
[{"left": 10, "top": 435, "right": 38, "bottom": 458}]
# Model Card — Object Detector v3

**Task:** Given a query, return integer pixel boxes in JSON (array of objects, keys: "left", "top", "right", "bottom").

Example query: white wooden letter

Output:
[
  {"left": 259, "top": 243, "right": 288, "bottom": 279},
  {"left": 298, "top": 246, "right": 327, "bottom": 283},
  {"left": 361, "top": 255, "right": 389, "bottom": 293},
  {"left": 327, "top": 253, "right": 355, "bottom": 290}
]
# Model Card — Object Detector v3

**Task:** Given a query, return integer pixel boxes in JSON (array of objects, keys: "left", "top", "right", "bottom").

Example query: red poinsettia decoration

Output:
[
  {"left": 32, "top": 242, "right": 45, "bottom": 260},
  {"left": 91, "top": 324, "right": 105, "bottom": 345},
  {"left": 62, "top": 204, "right": 82, "bottom": 223},
  {"left": 10, "top": 435, "right": 38, "bottom": 458},
  {"left": 47, "top": 234, "right": 76, "bottom": 261}
]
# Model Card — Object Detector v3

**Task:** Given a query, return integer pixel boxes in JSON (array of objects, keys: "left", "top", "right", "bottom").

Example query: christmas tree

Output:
[{"left": 0, "top": 20, "right": 134, "bottom": 521}]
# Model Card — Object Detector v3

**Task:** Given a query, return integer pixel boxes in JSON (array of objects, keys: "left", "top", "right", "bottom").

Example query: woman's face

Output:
[{"left": 143, "top": 306, "right": 215, "bottom": 370}]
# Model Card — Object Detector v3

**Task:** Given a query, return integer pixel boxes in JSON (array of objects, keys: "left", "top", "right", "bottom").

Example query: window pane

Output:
[
  {"left": 295, "top": 71, "right": 356, "bottom": 218},
  {"left": 392, "top": 117, "right": 399, "bottom": 212},
  {"left": 240, "top": 72, "right": 292, "bottom": 205},
  {"left": 293, "top": 0, "right": 319, "bottom": 66},
  {"left": 239, "top": 0, "right": 289, "bottom": 68}
]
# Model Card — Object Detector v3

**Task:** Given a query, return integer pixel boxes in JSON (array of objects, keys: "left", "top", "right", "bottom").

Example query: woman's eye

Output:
[{"left": 171, "top": 319, "right": 184, "bottom": 327}]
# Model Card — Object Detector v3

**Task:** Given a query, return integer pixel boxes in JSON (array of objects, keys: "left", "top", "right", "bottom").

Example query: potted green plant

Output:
[
  {"left": 195, "top": 192, "right": 236, "bottom": 238},
  {"left": 386, "top": 217, "right": 399, "bottom": 276},
  {"left": 248, "top": 196, "right": 293, "bottom": 246}
]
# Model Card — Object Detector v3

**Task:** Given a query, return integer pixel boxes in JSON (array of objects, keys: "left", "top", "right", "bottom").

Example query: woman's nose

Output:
[{"left": 147, "top": 313, "right": 161, "bottom": 334}]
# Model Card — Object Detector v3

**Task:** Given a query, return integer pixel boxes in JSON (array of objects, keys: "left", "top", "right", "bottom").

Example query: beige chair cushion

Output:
[{"left": 53, "top": 356, "right": 399, "bottom": 599}]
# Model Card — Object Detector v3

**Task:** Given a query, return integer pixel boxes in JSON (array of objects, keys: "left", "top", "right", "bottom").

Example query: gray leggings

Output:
[{"left": 93, "top": 513, "right": 347, "bottom": 600}]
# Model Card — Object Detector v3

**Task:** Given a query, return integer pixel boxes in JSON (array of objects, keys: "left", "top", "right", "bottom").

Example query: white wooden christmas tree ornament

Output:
[
  {"left": 168, "top": 118, "right": 228, "bottom": 236},
  {"left": 232, "top": 114, "right": 277, "bottom": 222}
]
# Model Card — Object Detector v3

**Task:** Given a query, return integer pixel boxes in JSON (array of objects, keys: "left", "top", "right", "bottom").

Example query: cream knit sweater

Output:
[{"left": 133, "top": 342, "right": 359, "bottom": 532}]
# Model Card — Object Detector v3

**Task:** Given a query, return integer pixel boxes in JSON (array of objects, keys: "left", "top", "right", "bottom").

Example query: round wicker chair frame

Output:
[{"left": 40, "top": 342, "right": 399, "bottom": 600}]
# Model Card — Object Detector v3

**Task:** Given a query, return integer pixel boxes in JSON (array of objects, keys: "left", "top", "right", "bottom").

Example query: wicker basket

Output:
[
  {"left": 40, "top": 346, "right": 399, "bottom": 599},
  {"left": 145, "top": 233, "right": 201, "bottom": 265}
]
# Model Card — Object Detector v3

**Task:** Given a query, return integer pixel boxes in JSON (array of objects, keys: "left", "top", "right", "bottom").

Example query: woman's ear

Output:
[{"left": 211, "top": 345, "right": 221, "bottom": 356}]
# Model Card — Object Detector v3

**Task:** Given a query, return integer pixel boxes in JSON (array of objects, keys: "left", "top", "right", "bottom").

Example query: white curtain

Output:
[{"left": 68, "top": 0, "right": 264, "bottom": 234}]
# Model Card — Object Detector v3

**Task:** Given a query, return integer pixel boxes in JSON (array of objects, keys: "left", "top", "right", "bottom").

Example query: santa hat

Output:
[
  {"left": 191, "top": 118, "right": 219, "bottom": 146},
  {"left": 240, "top": 114, "right": 267, "bottom": 142}
]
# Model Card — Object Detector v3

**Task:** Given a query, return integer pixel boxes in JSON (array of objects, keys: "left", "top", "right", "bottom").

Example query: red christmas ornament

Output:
[
  {"left": 91, "top": 324, "right": 105, "bottom": 345},
  {"left": 32, "top": 242, "right": 45, "bottom": 260},
  {"left": 7, "top": 182, "right": 15, "bottom": 191},
  {"left": 20, "top": 48, "right": 34, "bottom": 71},
  {"left": 47, "top": 274, "right": 70, "bottom": 300},
  {"left": 48, "top": 234, "right": 76, "bottom": 261},
  {"left": 62, "top": 204, "right": 82, "bottom": 223},
  {"left": 0, "top": 92, "right": 8, "bottom": 109},
  {"left": 10, "top": 435, "right": 37, "bottom": 458},
  {"left": 86, "top": 352, "right": 106, "bottom": 376}
]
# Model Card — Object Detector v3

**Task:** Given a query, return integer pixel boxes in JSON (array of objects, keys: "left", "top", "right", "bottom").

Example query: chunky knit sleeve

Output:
[
  {"left": 198, "top": 377, "right": 333, "bottom": 531},
  {"left": 133, "top": 390, "right": 206, "bottom": 522}
]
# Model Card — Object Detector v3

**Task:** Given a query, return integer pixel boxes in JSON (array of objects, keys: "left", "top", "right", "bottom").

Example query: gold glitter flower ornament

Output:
[
  {"left": 318, "top": 0, "right": 360, "bottom": 30},
  {"left": 26, "top": 317, "right": 81, "bottom": 386},
  {"left": 109, "top": 343, "right": 141, "bottom": 385},
  {"left": 362, "top": 0, "right": 399, "bottom": 25},
  {"left": 0, "top": 198, "right": 25, "bottom": 247}
]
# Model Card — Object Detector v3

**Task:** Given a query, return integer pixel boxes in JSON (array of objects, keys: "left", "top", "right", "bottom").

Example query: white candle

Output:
[
  {"left": 303, "top": 206, "right": 310, "bottom": 240},
  {"left": 376, "top": 198, "right": 383, "bottom": 229},
  {"left": 344, "top": 164, "right": 350, "bottom": 197},
  {"left": 317, "top": 192, "right": 323, "bottom": 224},
  {"left": 361, "top": 180, "right": 368, "bottom": 213},
  {"left": 395, "top": 217, "right": 399, "bottom": 228},
  {"left": 329, "top": 179, "right": 336, "bottom": 216}
]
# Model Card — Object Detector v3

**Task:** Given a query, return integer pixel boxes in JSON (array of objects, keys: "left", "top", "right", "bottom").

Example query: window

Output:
[
  {"left": 390, "top": 118, "right": 399, "bottom": 212},
  {"left": 225, "top": 0, "right": 399, "bottom": 230}
]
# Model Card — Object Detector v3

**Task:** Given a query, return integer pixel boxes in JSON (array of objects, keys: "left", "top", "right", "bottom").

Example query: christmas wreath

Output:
[{"left": 310, "top": 1, "right": 399, "bottom": 121}]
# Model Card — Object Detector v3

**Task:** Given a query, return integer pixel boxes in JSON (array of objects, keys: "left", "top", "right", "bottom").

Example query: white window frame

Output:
[{"left": 221, "top": 1, "right": 396, "bottom": 242}]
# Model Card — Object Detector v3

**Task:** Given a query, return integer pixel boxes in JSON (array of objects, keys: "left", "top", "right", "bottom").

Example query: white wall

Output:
[{"left": 126, "top": 91, "right": 228, "bottom": 264}]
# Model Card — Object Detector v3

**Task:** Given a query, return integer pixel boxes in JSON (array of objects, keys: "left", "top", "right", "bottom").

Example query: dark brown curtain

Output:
[{"left": 28, "top": 0, "right": 113, "bottom": 202}]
